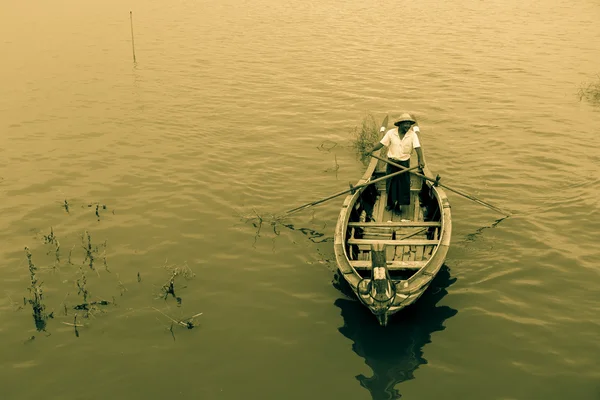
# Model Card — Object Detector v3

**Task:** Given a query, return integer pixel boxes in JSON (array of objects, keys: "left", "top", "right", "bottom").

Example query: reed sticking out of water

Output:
[
  {"left": 76, "top": 266, "right": 89, "bottom": 308},
  {"left": 73, "top": 314, "right": 80, "bottom": 337},
  {"left": 73, "top": 265, "right": 111, "bottom": 319},
  {"left": 101, "top": 239, "right": 109, "bottom": 272},
  {"left": 24, "top": 247, "right": 53, "bottom": 331},
  {"left": 68, "top": 245, "right": 75, "bottom": 265},
  {"left": 130, "top": 11, "right": 137, "bottom": 63},
  {"left": 351, "top": 114, "right": 380, "bottom": 165},
  {"left": 235, "top": 208, "right": 289, "bottom": 248},
  {"left": 61, "top": 314, "right": 84, "bottom": 337},
  {"left": 238, "top": 208, "right": 285, "bottom": 227},
  {"left": 81, "top": 230, "right": 98, "bottom": 271},
  {"left": 43, "top": 227, "right": 61, "bottom": 268},
  {"left": 162, "top": 272, "right": 179, "bottom": 303},
  {"left": 55, "top": 239, "right": 60, "bottom": 264},
  {"left": 160, "top": 261, "right": 195, "bottom": 306},
  {"left": 43, "top": 227, "right": 56, "bottom": 245},
  {"left": 86, "top": 202, "right": 107, "bottom": 221},
  {"left": 578, "top": 75, "right": 600, "bottom": 105}
]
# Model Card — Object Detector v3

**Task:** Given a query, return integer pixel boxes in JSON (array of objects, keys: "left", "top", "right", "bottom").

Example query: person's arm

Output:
[
  {"left": 412, "top": 127, "right": 425, "bottom": 169},
  {"left": 369, "top": 130, "right": 390, "bottom": 155},
  {"left": 415, "top": 147, "right": 425, "bottom": 169},
  {"left": 369, "top": 142, "right": 384, "bottom": 154}
]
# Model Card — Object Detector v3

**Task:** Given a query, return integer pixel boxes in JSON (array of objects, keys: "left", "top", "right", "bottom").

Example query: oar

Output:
[
  {"left": 283, "top": 165, "right": 421, "bottom": 217},
  {"left": 280, "top": 115, "right": 391, "bottom": 217},
  {"left": 370, "top": 154, "right": 512, "bottom": 217},
  {"left": 379, "top": 115, "right": 389, "bottom": 133}
]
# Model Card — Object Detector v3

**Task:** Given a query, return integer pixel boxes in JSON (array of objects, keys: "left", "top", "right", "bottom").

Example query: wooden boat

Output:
[{"left": 333, "top": 150, "right": 452, "bottom": 326}]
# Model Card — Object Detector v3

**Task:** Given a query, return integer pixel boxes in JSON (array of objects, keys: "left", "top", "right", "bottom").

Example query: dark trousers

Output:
[{"left": 386, "top": 159, "right": 411, "bottom": 208}]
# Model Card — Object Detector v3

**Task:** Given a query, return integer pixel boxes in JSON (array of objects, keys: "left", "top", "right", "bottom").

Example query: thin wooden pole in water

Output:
[{"left": 130, "top": 11, "right": 137, "bottom": 63}]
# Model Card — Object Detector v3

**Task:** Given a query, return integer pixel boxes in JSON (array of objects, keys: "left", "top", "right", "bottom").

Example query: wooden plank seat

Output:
[
  {"left": 348, "top": 221, "right": 441, "bottom": 227},
  {"left": 347, "top": 238, "right": 439, "bottom": 246},
  {"left": 361, "top": 232, "right": 394, "bottom": 239},
  {"left": 358, "top": 225, "right": 394, "bottom": 240},
  {"left": 350, "top": 260, "right": 427, "bottom": 270}
]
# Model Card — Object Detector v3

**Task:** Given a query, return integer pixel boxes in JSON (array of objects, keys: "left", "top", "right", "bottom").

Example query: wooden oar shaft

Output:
[
  {"left": 371, "top": 154, "right": 511, "bottom": 216},
  {"left": 284, "top": 165, "right": 420, "bottom": 216}
]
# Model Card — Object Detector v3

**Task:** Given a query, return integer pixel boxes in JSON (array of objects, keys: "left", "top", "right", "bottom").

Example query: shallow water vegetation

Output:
[
  {"left": 24, "top": 247, "right": 53, "bottom": 331},
  {"left": 159, "top": 261, "right": 196, "bottom": 305},
  {"left": 42, "top": 227, "right": 61, "bottom": 269},
  {"left": 81, "top": 230, "right": 104, "bottom": 272},
  {"left": 235, "top": 208, "right": 286, "bottom": 247},
  {"left": 17, "top": 210, "right": 203, "bottom": 337},
  {"left": 73, "top": 266, "right": 98, "bottom": 316},
  {"left": 61, "top": 198, "right": 112, "bottom": 219},
  {"left": 351, "top": 114, "right": 381, "bottom": 165},
  {"left": 154, "top": 263, "right": 201, "bottom": 340},
  {"left": 19, "top": 228, "right": 116, "bottom": 333},
  {"left": 578, "top": 75, "right": 600, "bottom": 105}
]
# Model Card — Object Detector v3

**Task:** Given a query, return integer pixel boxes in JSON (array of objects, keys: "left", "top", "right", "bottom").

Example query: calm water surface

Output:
[{"left": 1, "top": 0, "right": 600, "bottom": 399}]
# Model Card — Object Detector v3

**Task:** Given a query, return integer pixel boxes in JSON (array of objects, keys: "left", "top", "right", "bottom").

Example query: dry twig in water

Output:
[{"left": 152, "top": 307, "right": 202, "bottom": 329}]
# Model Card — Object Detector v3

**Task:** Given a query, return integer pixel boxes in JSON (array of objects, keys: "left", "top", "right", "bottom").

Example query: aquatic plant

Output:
[
  {"left": 24, "top": 247, "right": 53, "bottom": 331},
  {"left": 76, "top": 266, "right": 89, "bottom": 308},
  {"left": 42, "top": 227, "right": 61, "bottom": 268},
  {"left": 160, "top": 261, "right": 195, "bottom": 306},
  {"left": 15, "top": 201, "right": 203, "bottom": 339},
  {"left": 578, "top": 75, "right": 600, "bottom": 105},
  {"left": 86, "top": 202, "right": 107, "bottom": 221},
  {"left": 351, "top": 114, "right": 381, "bottom": 165},
  {"left": 81, "top": 230, "right": 98, "bottom": 271},
  {"left": 20, "top": 227, "right": 115, "bottom": 334},
  {"left": 100, "top": 239, "right": 109, "bottom": 272},
  {"left": 43, "top": 227, "right": 56, "bottom": 245},
  {"left": 235, "top": 208, "right": 286, "bottom": 248}
]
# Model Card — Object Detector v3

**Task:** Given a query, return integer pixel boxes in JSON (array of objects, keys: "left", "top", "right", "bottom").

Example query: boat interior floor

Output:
[{"left": 348, "top": 171, "right": 440, "bottom": 281}]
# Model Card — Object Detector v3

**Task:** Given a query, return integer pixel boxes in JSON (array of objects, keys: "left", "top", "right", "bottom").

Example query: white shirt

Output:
[{"left": 380, "top": 126, "right": 421, "bottom": 161}]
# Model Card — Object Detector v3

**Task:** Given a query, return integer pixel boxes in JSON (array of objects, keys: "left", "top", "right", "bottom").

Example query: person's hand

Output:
[{"left": 380, "top": 126, "right": 386, "bottom": 132}]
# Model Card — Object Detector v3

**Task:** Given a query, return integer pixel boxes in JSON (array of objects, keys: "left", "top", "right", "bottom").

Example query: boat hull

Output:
[{"left": 334, "top": 151, "right": 451, "bottom": 326}]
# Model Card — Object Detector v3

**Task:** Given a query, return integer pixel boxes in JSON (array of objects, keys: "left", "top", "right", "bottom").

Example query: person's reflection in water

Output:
[{"left": 333, "top": 265, "right": 458, "bottom": 400}]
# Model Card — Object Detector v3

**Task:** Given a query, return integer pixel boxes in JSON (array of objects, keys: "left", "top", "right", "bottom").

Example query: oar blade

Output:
[{"left": 380, "top": 115, "right": 389, "bottom": 132}]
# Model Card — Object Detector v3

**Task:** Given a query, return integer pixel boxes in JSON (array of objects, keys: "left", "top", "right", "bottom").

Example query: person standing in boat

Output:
[{"left": 368, "top": 113, "right": 425, "bottom": 212}]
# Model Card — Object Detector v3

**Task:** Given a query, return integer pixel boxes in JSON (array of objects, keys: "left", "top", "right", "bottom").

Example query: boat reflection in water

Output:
[{"left": 333, "top": 264, "right": 457, "bottom": 400}]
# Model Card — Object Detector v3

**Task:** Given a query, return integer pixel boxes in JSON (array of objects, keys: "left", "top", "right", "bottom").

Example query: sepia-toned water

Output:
[{"left": 1, "top": 0, "right": 599, "bottom": 399}]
